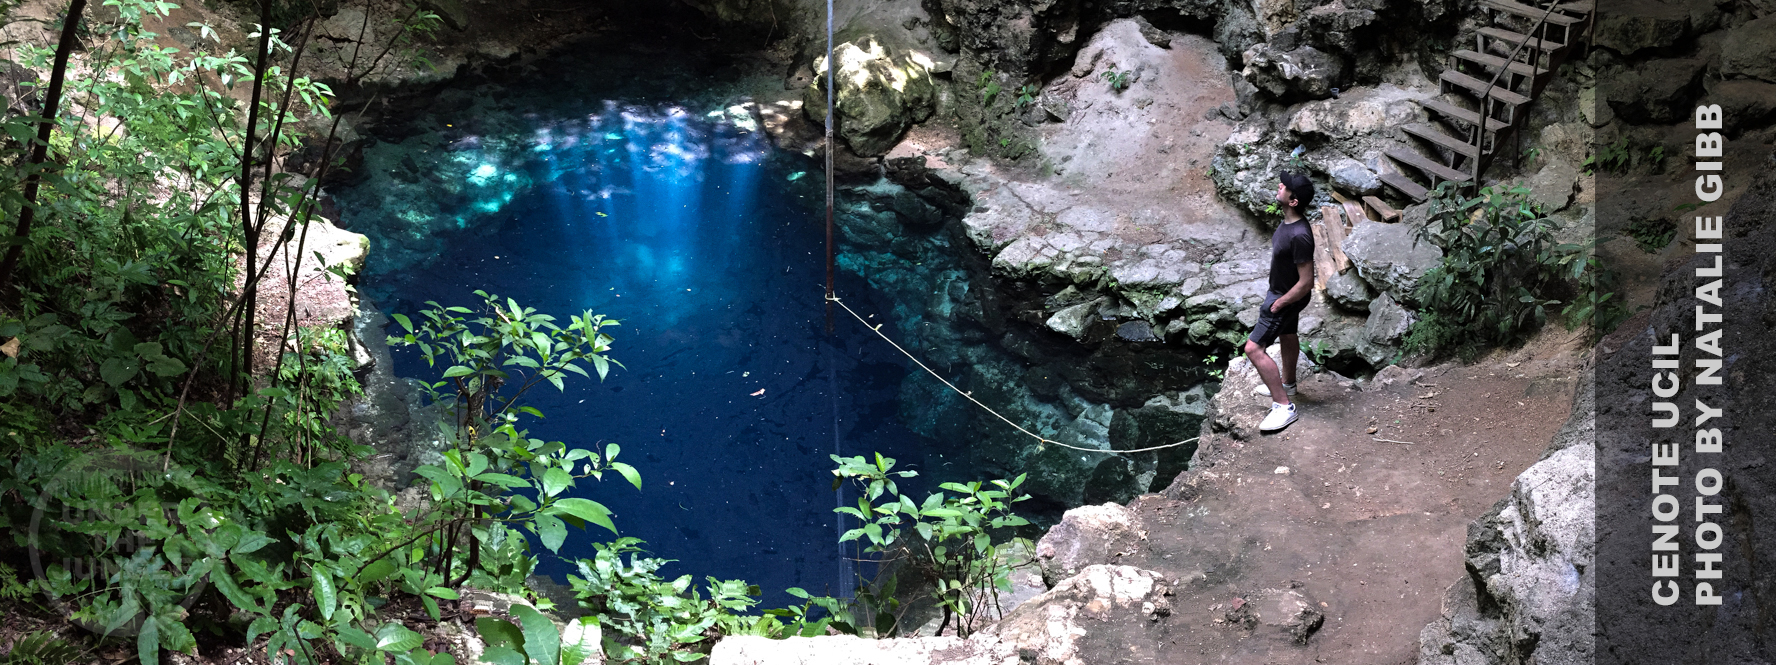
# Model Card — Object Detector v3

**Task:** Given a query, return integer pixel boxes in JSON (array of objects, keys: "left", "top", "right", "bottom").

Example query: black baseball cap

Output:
[{"left": 1279, "top": 171, "right": 1315, "bottom": 210}]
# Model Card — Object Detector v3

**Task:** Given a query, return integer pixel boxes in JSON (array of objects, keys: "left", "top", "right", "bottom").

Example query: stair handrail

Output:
[{"left": 1466, "top": 0, "right": 1567, "bottom": 192}]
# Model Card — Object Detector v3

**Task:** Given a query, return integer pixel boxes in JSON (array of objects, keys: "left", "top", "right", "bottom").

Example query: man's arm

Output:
[{"left": 1272, "top": 261, "right": 1315, "bottom": 311}]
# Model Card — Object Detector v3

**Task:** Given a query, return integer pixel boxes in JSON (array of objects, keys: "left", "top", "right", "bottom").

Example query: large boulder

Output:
[
  {"left": 1721, "top": 16, "right": 1776, "bottom": 83},
  {"left": 1706, "top": 78, "right": 1776, "bottom": 137},
  {"left": 1591, "top": 0, "right": 1692, "bottom": 56},
  {"left": 1035, "top": 503, "right": 1138, "bottom": 585},
  {"left": 1342, "top": 214, "right": 1443, "bottom": 304},
  {"left": 922, "top": 0, "right": 1086, "bottom": 81},
  {"left": 805, "top": 35, "right": 939, "bottom": 156},
  {"left": 1601, "top": 56, "right": 1704, "bottom": 125},
  {"left": 1355, "top": 292, "right": 1414, "bottom": 368},
  {"left": 1325, "top": 269, "right": 1376, "bottom": 311},
  {"left": 1239, "top": 42, "right": 1347, "bottom": 101}
]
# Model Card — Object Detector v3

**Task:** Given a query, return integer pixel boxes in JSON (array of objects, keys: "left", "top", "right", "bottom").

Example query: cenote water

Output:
[{"left": 339, "top": 65, "right": 959, "bottom": 607}]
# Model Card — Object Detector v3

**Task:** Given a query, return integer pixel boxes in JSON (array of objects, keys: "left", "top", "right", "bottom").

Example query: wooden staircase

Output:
[{"left": 1379, "top": 0, "right": 1594, "bottom": 203}]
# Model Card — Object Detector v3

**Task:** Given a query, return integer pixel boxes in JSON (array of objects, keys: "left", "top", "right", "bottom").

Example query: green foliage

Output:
[
  {"left": 389, "top": 290, "right": 620, "bottom": 428},
  {"left": 560, "top": 538, "right": 757, "bottom": 663},
  {"left": 1100, "top": 69, "right": 1132, "bottom": 92},
  {"left": 1561, "top": 255, "right": 1630, "bottom": 336},
  {"left": 1623, "top": 216, "right": 1676, "bottom": 253},
  {"left": 830, "top": 453, "right": 1034, "bottom": 637},
  {"left": 1403, "top": 183, "right": 1583, "bottom": 361},
  {"left": 1304, "top": 340, "right": 1334, "bottom": 367},
  {"left": 1202, "top": 353, "right": 1224, "bottom": 380},
  {"left": 977, "top": 70, "right": 1001, "bottom": 106},
  {"left": 1583, "top": 137, "right": 1664, "bottom": 175},
  {"left": 1014, "top": 84, "right": 1038, "bottom": 109},
  {"left": 476, "top": 605, "right": 600, "bottom": 665},
  {"left": 0, "top": 631, "right": 87, "bottom": 665}
]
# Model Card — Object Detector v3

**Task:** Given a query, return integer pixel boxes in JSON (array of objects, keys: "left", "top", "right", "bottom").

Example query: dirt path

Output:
[{"left": 1051, "top": 331, "right": 1587, "bottom": 665}]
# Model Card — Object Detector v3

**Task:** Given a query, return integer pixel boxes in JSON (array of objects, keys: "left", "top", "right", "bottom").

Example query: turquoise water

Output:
[{"left": 362, "top": 102, "right": 940, "bottom": 606}]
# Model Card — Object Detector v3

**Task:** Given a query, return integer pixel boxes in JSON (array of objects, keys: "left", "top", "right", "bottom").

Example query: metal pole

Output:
[{"left": 824, "top": 0, "right": 836, "bottom": 334}]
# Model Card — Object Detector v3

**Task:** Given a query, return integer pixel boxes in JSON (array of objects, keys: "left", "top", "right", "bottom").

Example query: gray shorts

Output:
[{"left": 1248, "top": 291, "right": 1307, "bottom": 347}]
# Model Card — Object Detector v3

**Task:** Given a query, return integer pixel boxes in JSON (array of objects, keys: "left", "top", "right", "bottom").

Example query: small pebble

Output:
[
  {"left": 1366, "top": 426, "right": 1378, "bottom": 434},
  {"left": 1273, "top": 466, "right": 1291, "bottom": 475}
]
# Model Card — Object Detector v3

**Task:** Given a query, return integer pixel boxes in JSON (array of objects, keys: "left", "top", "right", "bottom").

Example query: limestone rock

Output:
[
  {"left": 1524, "top": 158, "right": 1579, "bottom": 213},
  {"left": 1325, "top": 269, "right": 1376, "bottom": 311},
  {"left": 1707, "top": 78, "right": 1776, "bottom": 136},
  {"left": 710, "top": 634, "right": 1011, "bottom": 665},
  {"left": 1591, "top": 0, "right": 1692, "bottom": 56},
  {"left": 980, "top": 565, "right": 1175, "bottom": 663},
  {"left": 1356, "top": 292, "right": 1414, "bottom": 368},
  {"left": 1240, "top": 42, "right": 1347, "bottom": 101},
  {"left": 1045, "top": 298, "right": 1104, "bottom": 339},
  {"left": 1343, "top": 214, "right": 1442, "bottom": 304},
  {"left": 805, "top": 35, "right": 939, "bottom": 157},
  {"left": 1721, "top": 15, "right": 1776, "bottom": 83},
  {"left": 1328, "top": 157, "right": 1381, "bottom": 196},
  {"left": 1418, "top": 376, "right": 1593, "bottom": 665},
  {"left": 1286, "top": 83, "right": 1427, "bottom": 140},
  {"left": 923, "top": 0, "right": 1086, "bottom": 82},
  {"left": 1035, "top": 503, "right": 1138, "bottom": 584},
  {"left": 1223, "top": 587, "right": 1326, "bottom": 644},
  {"left": 1602, "top": 56, "right": 1704, "bottom": 124}
]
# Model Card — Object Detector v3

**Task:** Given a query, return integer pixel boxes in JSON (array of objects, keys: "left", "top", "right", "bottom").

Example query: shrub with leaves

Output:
[
  {"left": 1403, "top": 183, "right": 1584, "bottom": 361},
  {"left": 830, "top": 453, "right": 1033, "bottom": 638},
  {"left": 557, "top": 538, "right": 760, "bottom": 663}
]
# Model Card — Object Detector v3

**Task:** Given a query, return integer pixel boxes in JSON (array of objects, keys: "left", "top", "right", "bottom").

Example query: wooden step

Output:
[
  {"left": 1309, "top": 213, "right": 1338, "bottom": 289},
  {"left": 1557, "top": 0, "right": 1592, "bottom": 14},
  {"left": 1440, "top": 69, "right": 1532, "bottom": 107},
  {"left": 1481, "top": 0, "right": 1584, "bottom": 25},
  {"left": 1379, "top": 171, "right": 1428, "bottom": 203},
  {"left": 1477, "top": 26, "right": 1565, "bottom": 52},
  {"left": 1385, "top": 148, "right": 1474, "bottom": 184},
  {"left": 1363, "top": 195, "right": 1402, "bottom": 222},
  {"left": 1415, "top": 98, "right": 1512, "bottom": 134},
  {"left": 1452, "top": 48, "right": 1543, "bottom": 78},
  {"left": 1402, "top": 122, "right": 1485, "bottom": 159}
]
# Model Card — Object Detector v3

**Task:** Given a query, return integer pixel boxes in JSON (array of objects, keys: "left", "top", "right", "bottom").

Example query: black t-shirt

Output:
[{"left": 1268, "top": 219, "right": 1315, "bottom": 294}]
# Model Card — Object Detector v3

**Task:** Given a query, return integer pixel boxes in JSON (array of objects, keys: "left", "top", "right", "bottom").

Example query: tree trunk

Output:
[{"left": 0, "top": 0, "right": 90, "bottom": 293}]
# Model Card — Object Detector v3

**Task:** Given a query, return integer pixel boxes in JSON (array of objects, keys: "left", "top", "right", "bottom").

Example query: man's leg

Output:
[
  {"left": 1279, "top": 333, "right": 1299, "bottom": 385},
  {"left": 1244, "top": 339, "right": 1291, "bottom": 407}
]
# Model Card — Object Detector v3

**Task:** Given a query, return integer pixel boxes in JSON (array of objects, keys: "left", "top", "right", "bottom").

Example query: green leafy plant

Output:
[
  {"left": 1304, "top": 340, "right": 1334, "bottom": 368},
  {"left": 1561, "top": 254, "right": 1631, "bottom": 335},
  {"left": 1014, "top": 84, "right": 1038, "bottom": 109},
  {"left": 1101, "top": 69, "right": 1132, "bottom": 92},
  {"left": 978, "top": 70, "right": 1001, "bottom": 106},
  {"left": 830, "top": 453, "right": 1034, "bottom": 638},
  {"left": 1403, "top": 182, "right": 1582, "bottom": 361},
  {"left": 561, "top": 538, "right": 758, "bottom": 663},
  {"left": 475, "top": 604, "right": 600, "bottom": 665},
  {"left": 1623, "top": 216, "right": 1676, "bottom": 253},
  {"left": 0, "top": 631, "right": 87, "bottom": 665},
  {"left": 1203, "top": 353, "right": 1224, "bottom": 380}
]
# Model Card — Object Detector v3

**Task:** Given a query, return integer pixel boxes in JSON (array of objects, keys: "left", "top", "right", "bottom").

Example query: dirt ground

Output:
[{"left": 1079, "top": 326, "right": 1589, "bottom": 665}]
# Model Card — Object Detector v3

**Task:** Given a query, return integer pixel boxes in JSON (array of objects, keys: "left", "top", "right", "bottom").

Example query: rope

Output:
[{"left": 825, "top": 294, "right": 1199, "bottom": 456}]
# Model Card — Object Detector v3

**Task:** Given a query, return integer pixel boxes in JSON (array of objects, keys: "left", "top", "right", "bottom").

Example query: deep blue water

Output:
[{"left": 366, "top": 104, "right": 939, "bottom": 608}]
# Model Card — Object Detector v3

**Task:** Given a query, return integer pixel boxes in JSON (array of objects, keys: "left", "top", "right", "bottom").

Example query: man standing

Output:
[{"left": 1247, "top": 171, "right": 1316, "bottom": 432}]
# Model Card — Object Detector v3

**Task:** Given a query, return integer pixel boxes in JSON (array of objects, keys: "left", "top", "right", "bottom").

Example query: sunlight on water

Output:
[{"left": 367, "top": 101, "right": 934, "bottom": 607}]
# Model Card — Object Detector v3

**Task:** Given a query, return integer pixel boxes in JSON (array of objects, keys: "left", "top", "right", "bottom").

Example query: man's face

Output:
[{"left": 1275, "top": 181, "right": 1295, "bottom": 208}]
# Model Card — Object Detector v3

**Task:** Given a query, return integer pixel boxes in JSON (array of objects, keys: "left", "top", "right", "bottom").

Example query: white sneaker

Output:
[
  {"left": 1259, "top": 402, "right": 1298, "bottom": 432},
  {"left": 1252, "top": 382, "right": 1297, "bottom": 397}
]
